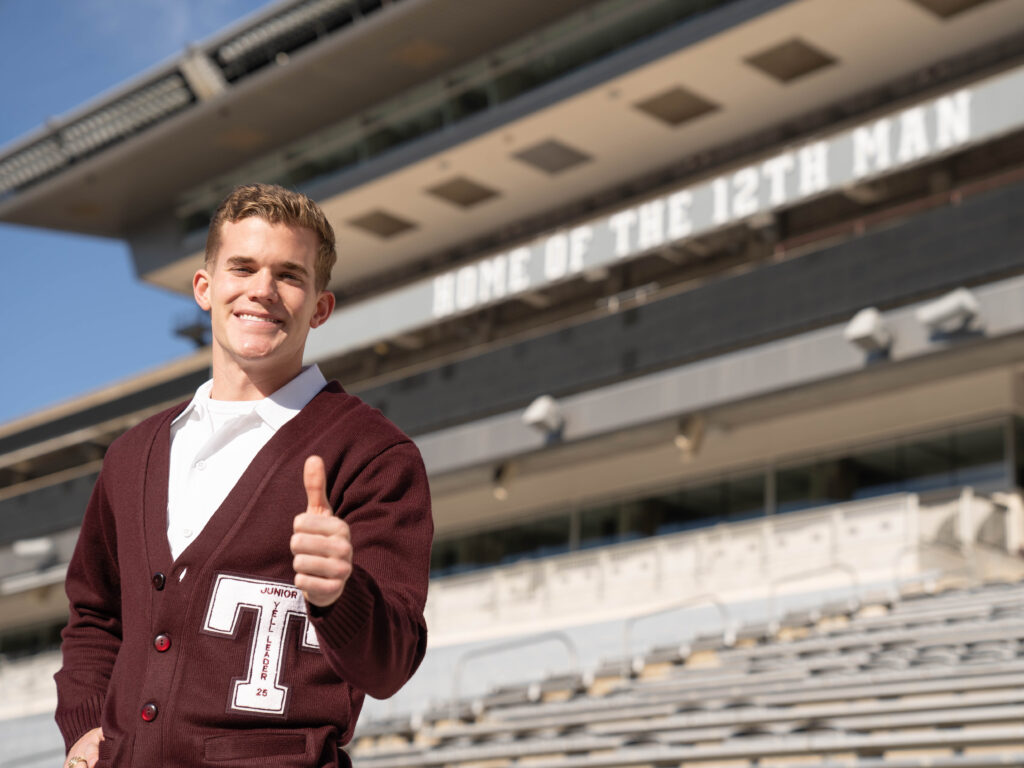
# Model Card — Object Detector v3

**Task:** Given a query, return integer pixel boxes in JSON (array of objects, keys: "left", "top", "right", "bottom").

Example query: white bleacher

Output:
[
  {"left": 0, "top": 651, "right": 63, "bottom": 768},
  {"left": 3, "top": 488, "right": 1022, "bottom": 767},
  {"left": 0, "top": 650, "right": 60, "bottom": 720},
  {"left": 351, "top": 580, "right": 1024, "bottom": 768}
]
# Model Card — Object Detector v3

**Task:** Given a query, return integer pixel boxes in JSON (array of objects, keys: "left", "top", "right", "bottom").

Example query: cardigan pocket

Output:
[
  {"left": 204, "top": 730, "right": 308, "bottom": 762},
  {"left": 95, "top": 735, "right": 117, "bottom": 768}
]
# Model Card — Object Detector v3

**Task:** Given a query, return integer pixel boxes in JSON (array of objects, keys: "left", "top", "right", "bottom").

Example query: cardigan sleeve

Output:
[
  {"left": 53, "top": 468, "right": 123, "bottom": 749},
  {"left": 307, "top": 440, "right": 433, "bottom": 699}
]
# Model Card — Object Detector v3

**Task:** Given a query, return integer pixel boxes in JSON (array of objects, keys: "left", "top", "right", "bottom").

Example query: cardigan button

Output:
[
  {"left": 152, "top": 572, "right": 166, "bottom": 591},
  {"left": 141, "top": 702, "right": 158, "bottom": 722},
  {"left": 154, "top": 634, "right": 171, "bottom": 653}
]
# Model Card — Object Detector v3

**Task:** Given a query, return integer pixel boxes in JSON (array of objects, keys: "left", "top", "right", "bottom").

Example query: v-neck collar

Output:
[{"left": 142, "top": 383, "right": 334, "bottom": 579}]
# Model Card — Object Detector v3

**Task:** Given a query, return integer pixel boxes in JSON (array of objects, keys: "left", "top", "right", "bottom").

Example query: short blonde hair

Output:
[{"left": 205, "top": 183, "right": 336, "bottom": 291}]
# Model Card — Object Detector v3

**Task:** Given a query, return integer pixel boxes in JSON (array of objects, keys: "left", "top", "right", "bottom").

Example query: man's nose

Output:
[{"left": 249, "top": 269, "right": 278, "bottom": 301}]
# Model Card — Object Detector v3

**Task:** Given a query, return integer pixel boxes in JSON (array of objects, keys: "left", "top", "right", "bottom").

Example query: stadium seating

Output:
[
  {"left": 350, "top": 579, "right": 1024, "bottom": 768},
  {"left": 2, "top": 502, "right": 1021, "bottom": 768},
  {"left": 0, "top": 650, "right": 60, "bottom": 721}
]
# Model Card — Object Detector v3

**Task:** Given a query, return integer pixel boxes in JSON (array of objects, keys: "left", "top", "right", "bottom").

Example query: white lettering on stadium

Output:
[
  {"left": 854, "top": 90, "right": 971, "bottom": 179},
  {"left": 432, "top": 229, "right": 592, "bottom": 319},
  {"left": 428, "top": 87, "right": 974, "bottom": 320}
]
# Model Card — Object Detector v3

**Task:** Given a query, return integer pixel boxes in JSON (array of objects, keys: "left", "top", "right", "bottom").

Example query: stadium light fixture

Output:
[
  {"left": 60, "top": 75, "right": 192, "bottom": 158},
  {"left": 915, "top": 287, "right": 981, "bottom": 335},
  {"left": 522, "top": 395, "right": 565, "bottom": 442},
  {"left": 0, "top": 138, "right": 65, "bottom": 194},
  {"left": 843, "top": 307, "right": 892, "bottom": 354},
  {"left": 492, "top": 463, "right": 511, "bottom": 501},
  {"left": 674, "top": 414, "right": 704, "bottom": 461}
]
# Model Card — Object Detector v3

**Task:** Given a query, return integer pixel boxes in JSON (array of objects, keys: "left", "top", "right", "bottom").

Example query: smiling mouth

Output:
[{"left": 236, "top": 313, "right": 282, "bottom": 325}]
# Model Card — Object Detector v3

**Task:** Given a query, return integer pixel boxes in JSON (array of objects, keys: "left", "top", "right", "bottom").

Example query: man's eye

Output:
[{"left": 231, "top": 266, "right": 253, "bottom": 274}]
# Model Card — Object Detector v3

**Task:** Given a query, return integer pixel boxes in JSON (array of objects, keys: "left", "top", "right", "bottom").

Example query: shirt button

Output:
[
  {"left": 152, "top": 572, "right": 166, "bottom": 591},
  {"left": 154, "top": 634, "right": 171, "bottom": 653},
  {"left": 141, "top": 702, "right": 158, "bottom": 722},
  {"left": 194, "top": 460, "right": 206, "bottom": 470},
  {"left": 183, "top": 528, "right": 194, "bottom": 539}
]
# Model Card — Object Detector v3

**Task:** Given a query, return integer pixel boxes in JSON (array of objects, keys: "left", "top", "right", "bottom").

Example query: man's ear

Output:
[
  {"left": 193, "top": 269, "right": 212, "bottom": 311},
  {"left": 310, "top": 291, "right": 336, "bottom": 329}
]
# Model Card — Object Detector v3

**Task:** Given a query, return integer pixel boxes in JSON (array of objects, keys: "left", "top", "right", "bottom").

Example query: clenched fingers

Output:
[
  {"left": 292, "top": 553, "right": 352, "bottom": 580},
  {"left": 293, "top": 512, "right": 349, "bottom": 538},
  {"left": 292, "top": 500, "right": 352, "bottom": 607}
]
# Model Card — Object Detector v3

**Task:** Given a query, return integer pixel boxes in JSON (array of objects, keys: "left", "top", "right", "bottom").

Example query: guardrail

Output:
[
  {"left": 450, "top": 631, "right": 579, "bottom": 719},
  {"left": 426, "top": 492, "right": 928, "bottom": 644},
  {"left": 620, "top": 593, "right": 734, "bottom": 676}
]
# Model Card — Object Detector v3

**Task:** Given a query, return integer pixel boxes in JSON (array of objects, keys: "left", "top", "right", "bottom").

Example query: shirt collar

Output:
[
  {"left": 172, "top": 365, "right": 327, "bottom": 431},
  {"left": 256, "top": 365, "right": 327, "bottom": 431}
]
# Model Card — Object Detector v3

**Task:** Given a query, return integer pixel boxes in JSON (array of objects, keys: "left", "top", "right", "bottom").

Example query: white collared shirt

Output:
[{"left": 166, "top": 365, "right": 327, "bottom": 560}]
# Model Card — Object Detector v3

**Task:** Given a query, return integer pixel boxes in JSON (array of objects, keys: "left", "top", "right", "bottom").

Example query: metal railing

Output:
[
  {"left": 449, "top": 631, "right": 579, "bottom": 720},
  {"left": 767, "top": 562, "right": 861, "bottom": 628},
  {"left": 620, "top": 592, "right": 734, "bottom": 676}
]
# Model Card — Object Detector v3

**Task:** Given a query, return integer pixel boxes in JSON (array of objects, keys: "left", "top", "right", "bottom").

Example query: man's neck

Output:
[{"left": 209, "top": 350, "right": 303, "bottom": 401}]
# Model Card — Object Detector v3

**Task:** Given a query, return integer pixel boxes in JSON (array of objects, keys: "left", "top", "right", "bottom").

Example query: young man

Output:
[{"left": 55, "top": 184, "right": 433, "bottom": 768}]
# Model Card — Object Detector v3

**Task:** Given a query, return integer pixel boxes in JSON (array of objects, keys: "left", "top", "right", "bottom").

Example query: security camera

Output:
[
  {"left": 915, "top": 287, "right": 981, "bottom": 334},
  {"left": 843, "top": 307, "right": 891, "bottom": 353},
  {"left": 522, "top": 394, "right": 564, "bottom": 438}
]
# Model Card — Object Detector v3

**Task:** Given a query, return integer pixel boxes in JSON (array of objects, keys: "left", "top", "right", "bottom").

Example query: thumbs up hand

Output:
[{"left": 292, "top": 455, "right": 352, "bottom": 607}]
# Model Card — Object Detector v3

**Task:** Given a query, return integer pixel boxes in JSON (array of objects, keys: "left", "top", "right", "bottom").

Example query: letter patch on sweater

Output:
[{"left": 203, "top": 573, "right": 321, "bottom": 716}]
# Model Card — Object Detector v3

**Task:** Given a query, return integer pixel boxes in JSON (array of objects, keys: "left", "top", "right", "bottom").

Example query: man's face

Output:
[{"left": 193, "top": 217, "right": 334, "bottom": 382}]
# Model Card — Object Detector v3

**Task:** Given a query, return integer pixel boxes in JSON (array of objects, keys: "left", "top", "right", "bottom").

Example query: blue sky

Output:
[{"left": 0, "top": 0, "right": 278, "bottom": 426}]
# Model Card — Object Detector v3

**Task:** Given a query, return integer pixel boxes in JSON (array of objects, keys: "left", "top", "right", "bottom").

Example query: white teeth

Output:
[{"left": 238, "top": 313, "right": 277, "bottom": 323}]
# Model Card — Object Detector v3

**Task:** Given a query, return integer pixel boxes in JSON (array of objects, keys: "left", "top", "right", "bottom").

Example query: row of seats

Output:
[
  {"left": 350, "top": 579, "right": 1024, "bottom": 768},
  {"left": 0, "top": 650, "right": 59, "bottom": 720}
]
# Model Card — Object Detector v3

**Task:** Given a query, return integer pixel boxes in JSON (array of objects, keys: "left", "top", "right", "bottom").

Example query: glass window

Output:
[
  {"left": 617, "top": 474, "right": 766, "bottom": 535},
  {"left": 952, "top": 424, "right": 1006, "bottom": 487},
  {"left": 776, "top": 461, "right": 849, "bottom": 514},
  {"left": 725, "top": 474, "right": 766, "bottom": 521},
  {"left": 901, "top": 436, "right": 953, "bottom": 492},
  {"left": 777, "top": 423, "right": 1009, "bottom": 510},
  {"left": 847, "top": 444, "right": 901, "bottom": 495},
  {"left": 430, "top": 515, "right": 571, "bottom": 576},
  {"left": 499, "top": 515, "right": 572, "bottom": 563},
  {"left": 1016, "top": 418, "right": 1024, "bottom": 489},
  {"left": 655, "top": 482, "right": 724, "bottom": 533},
  {"left": 578, "top": 504, "right": 622, "bottom": 549},
  {"left": 620, "top": 498, "right": 658, "bottom": 541}
]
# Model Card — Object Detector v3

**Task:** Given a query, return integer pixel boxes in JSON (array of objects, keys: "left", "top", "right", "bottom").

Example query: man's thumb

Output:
[{"left": 303, "top": 455, "right": 330, "bottom": 515}]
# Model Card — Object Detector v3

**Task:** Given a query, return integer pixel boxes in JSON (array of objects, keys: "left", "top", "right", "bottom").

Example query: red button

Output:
[
  {"left": 154, "top": 634, "right": 171, "bottom": 652},
  {"left": 141, "top": 702, "right": 158, "bottom": 722}
]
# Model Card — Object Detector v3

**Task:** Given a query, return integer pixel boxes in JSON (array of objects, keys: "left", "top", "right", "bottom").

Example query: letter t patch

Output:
[{"left": 203, "top": 573, "right": 321, "bottom": 716}]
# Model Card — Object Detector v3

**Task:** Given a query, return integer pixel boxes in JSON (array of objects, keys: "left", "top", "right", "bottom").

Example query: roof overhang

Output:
[
  {"left": 138, "top": 0, "right": 1024, "bottom": 297},
  {"left": 0, "top": 0, "right": 599, "bottom": 237}
]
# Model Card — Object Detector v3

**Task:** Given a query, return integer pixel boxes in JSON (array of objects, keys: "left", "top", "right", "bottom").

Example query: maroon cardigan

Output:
[{"left": 54, "top": 382, "right": 432, "bottom": 767}]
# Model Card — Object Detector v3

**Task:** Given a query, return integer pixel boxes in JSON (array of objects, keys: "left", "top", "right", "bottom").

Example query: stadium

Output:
[{"left": 3, "top": 0, "right": 1024, "bottom": 765}]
